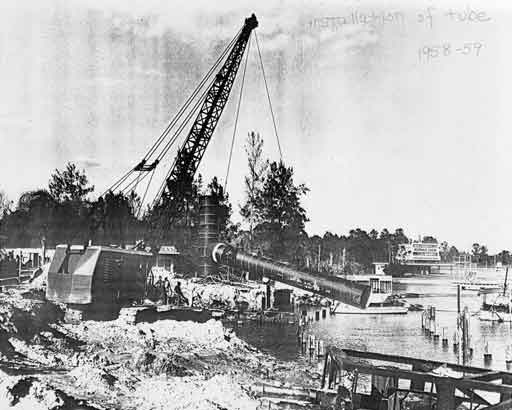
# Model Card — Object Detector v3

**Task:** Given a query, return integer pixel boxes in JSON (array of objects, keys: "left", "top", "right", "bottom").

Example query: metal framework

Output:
[
  {"left": 161, "top": 14, "right": 258, "bottom": 205},
  {"left": 321, "top": 347, "right": 512, "bottom": 410}
]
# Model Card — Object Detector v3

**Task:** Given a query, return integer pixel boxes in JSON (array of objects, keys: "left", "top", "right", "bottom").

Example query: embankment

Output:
[{"left": 0, "top": 287, "right": 320, "bottom": 409}]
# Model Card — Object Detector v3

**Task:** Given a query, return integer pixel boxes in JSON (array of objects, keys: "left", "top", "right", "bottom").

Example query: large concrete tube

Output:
[{"left": 211, "top": 243, "right": 371, "bottom": 309}]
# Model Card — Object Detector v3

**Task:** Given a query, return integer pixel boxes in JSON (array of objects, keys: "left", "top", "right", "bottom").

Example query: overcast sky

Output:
[{"left": 1, "top": 0, "right": 511, "bottom": 252}]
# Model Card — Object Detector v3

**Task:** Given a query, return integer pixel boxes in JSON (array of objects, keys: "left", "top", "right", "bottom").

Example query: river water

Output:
[{"left": 235, "top": 273, "right": 512, "bottom": 370}]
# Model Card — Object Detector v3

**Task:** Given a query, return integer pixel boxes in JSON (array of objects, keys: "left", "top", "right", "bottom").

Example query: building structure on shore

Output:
[
  {"left": 396, "top": 240, "right": 441, "bottom": 265},
  {"left": 391, "top": 239, "right": 442, "bottom": 275}
]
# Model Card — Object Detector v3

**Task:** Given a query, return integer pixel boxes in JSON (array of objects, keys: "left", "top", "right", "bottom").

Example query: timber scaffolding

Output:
[{"left": 320, "top": 347, "right": 512, "bottom": 410}]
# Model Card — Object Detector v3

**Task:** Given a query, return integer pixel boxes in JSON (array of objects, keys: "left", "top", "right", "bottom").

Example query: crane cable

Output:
[
  {"left": 138, "top": 72, "right": 218, "bottom": 211},
  {"left": 151, "top": 75, "right": 217, "bottom": 207},
  {"left": 141, "top": 28, "right": 242, "bottom": 162},
  {"left": 155, "top": 75, "right": 217, "bottom": 163},
  {"left": 224, "top": 32, "right": 252, "bottom": 190},
  {"left": 120, "top": 30, "right": 240, "bottom": 201},
  {"left": 101, "top": 167, "right": 133, "bottom": 197},
  {"left": 120, "top": 170, "right": 150, "bottom": 196},
  {"left": 137, "top": 167, "right": 156, "bottom": 219},
  {"left": 254, "top": 31, "right": 283, "bottom": 160},
  {"left": 101, "top": 28, "right": 242, "bottom": 196}
]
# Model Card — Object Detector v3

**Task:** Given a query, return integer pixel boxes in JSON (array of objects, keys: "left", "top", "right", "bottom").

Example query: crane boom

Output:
[{"left": 160, "top": 14, "right": 258, "bottom": 206}]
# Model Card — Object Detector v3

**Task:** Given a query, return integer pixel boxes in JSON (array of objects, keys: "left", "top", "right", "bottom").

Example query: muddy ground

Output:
[{"left": 0, "top": 287, "right": 322, "bottom": 410}]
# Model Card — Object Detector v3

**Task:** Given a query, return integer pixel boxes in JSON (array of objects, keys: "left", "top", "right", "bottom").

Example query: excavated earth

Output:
[{"left": 0, "top": 287, "right": 321, "bottom": 410}]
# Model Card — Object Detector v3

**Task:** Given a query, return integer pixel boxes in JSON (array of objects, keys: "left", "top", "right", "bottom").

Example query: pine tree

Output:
[
  {"left": 240, "top": 132, "right": 268, "bottom": 247},
  {"left": 253, "top": 160, "right": 309, "bottom": 260}
]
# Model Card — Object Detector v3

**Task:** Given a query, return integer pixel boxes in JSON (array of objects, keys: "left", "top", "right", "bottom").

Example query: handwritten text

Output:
[{"left": 418, "top": 42, "right": 484, "bottom": 63}]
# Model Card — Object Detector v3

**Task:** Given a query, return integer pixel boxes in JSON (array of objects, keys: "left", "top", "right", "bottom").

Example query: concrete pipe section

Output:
[{"left": 211, "top": 242, "right": 371, "bottom": 309}]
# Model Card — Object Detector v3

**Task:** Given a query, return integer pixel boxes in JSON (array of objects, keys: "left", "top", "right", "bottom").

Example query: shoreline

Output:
[{"left": 0, "top": 287, "right": 321, "bottom": 410}]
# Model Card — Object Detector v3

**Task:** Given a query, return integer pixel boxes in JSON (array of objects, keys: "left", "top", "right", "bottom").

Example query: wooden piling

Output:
[
  {"left": 461, "top": 307, "right": 471, "bottom": 364},
  {"left": 507, "top": 346, "right": 512, "bottom": 371},
  {"left": 453, "top": 330, "right": 459, "bottom": 353},
  {"left": 484, "top": 341, "right": 492, "bottom": 366},
  {"left": 433, "top": 322, "right": 440, "bottom": 342},
  {"left": 425, "top": 306, "right": 431, "bottom": 335},
  {"left": 457, "top": 285, "right": 461, "bottom": 316}
]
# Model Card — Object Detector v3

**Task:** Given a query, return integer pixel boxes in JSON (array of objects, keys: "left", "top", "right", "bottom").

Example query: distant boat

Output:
[
  {"left": 453, "top": 271, "right": 502, "bottom": 292},
  {"left": 333, "top": 274, "right": 408, "bottom": 314},
  {"left": 479, "top": 267, "right": 512, "bottom": 322}
]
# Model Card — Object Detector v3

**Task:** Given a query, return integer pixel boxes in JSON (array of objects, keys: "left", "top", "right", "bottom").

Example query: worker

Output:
[
  {"left": 163, "top": 278, "right": 171, "bottom": 304},
  {"left": 154, "top": 276, "right": 164, "bottom": 302},
  {"left": 174, "top": 281, "right": 188, "bottom": 306},
  {"left": 145, "top": 271, "right": 154, "bottom": 298}
]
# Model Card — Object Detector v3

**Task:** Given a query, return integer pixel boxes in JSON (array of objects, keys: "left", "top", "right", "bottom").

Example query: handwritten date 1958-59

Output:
[{"left": 418, "top": 42, "right": 483, "bottom": 62}]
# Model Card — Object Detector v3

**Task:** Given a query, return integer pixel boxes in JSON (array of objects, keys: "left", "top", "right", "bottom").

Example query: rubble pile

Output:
[
  {"left": 61, "top": 318, "right": 245, "bottom": 354},
  {"left": 69, "top": 364, "right": 119, "bottom": 394},
  {"left": 0, "top": 289, "right": 64, "bottom": 358},
  {"left": 188, "top": 282, "right": 265, "bottom": 311},
  {"left": 0, "top": 288, "right": 316, "bottom": 409},
  {"left": 0, "top": 373, "right": 103, "bottom": 410},
  {"left": 131, "top": 375, "right": 258, "bottom": 410},
  {"left": 148, "top": 266, "right": 266, "bottom": 311}
]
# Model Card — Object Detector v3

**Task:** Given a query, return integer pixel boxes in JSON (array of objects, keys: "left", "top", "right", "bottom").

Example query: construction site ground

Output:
[{"left": 0, "top": 283, "right": 322, "bottom": 410}]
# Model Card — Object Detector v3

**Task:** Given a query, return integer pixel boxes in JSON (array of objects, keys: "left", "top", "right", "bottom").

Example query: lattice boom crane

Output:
[{"left": 158, "top": 14, "right": 258, "bottom": 210}]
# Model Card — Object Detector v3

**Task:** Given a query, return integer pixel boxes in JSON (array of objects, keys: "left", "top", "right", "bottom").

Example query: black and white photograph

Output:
[{"left": 1, "top": 0, "right": 511, "bottom": 409}]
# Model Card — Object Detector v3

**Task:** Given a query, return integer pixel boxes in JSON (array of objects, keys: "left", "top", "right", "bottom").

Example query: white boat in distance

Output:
[
  {"left": 453, "top": 271, "right": 502, "bottom": 292},
  {"left": 478, "top": 267, "right": 512, "bottom": 322},
  {"left": 333, "top": 274, "right": 408, "bottom": 314}
]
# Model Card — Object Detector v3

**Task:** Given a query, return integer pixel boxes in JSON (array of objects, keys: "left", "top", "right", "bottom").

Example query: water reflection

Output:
[{"left": 235, "top": 276, "right": 512, "bottom": 369}]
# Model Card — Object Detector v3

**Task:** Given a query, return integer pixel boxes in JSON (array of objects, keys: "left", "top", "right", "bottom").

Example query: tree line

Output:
[{"left": 0, "top": 131, "right": 507, "bottom": 272}]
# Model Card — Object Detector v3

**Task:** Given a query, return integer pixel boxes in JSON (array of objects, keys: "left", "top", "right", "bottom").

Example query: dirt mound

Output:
[
  {"left": 0, "top": 287, "right": 318, "bottom": 410},
  {"left": 69, "top": 364, "right": 118, "bottom": 393},
  {"left": 131, "top": 374, "right": 259, "bottom": 410},
  {"left": 0, "top": 289, "right": 64, "bottom": 359},
  {"left": 181, "top": 280, "right": 265, "bottom": 311},
  {"left": 8, "top": 338, "right": 66, "bottom": 366},
  {"left": 0, "top": 372, "right": 102, "bottom": 410},
  {"left": 0, "top": 289, "right": 63, "bottom": 338},
  {"left": 132, "top": 350, "right": 194, "bottom": 377},
  {"left": 62, "top": 318, "right": 245, "bottom": 354}
]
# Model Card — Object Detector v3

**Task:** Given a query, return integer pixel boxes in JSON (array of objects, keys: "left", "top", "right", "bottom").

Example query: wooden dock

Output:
[{"left": 319, "top": 347, "right": 512, "bottom": 410}]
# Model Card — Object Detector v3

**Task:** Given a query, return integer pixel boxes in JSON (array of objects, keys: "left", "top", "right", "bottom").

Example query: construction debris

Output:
[{"left": 0, "top": 287, "right": 318, "bottom": 410}]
